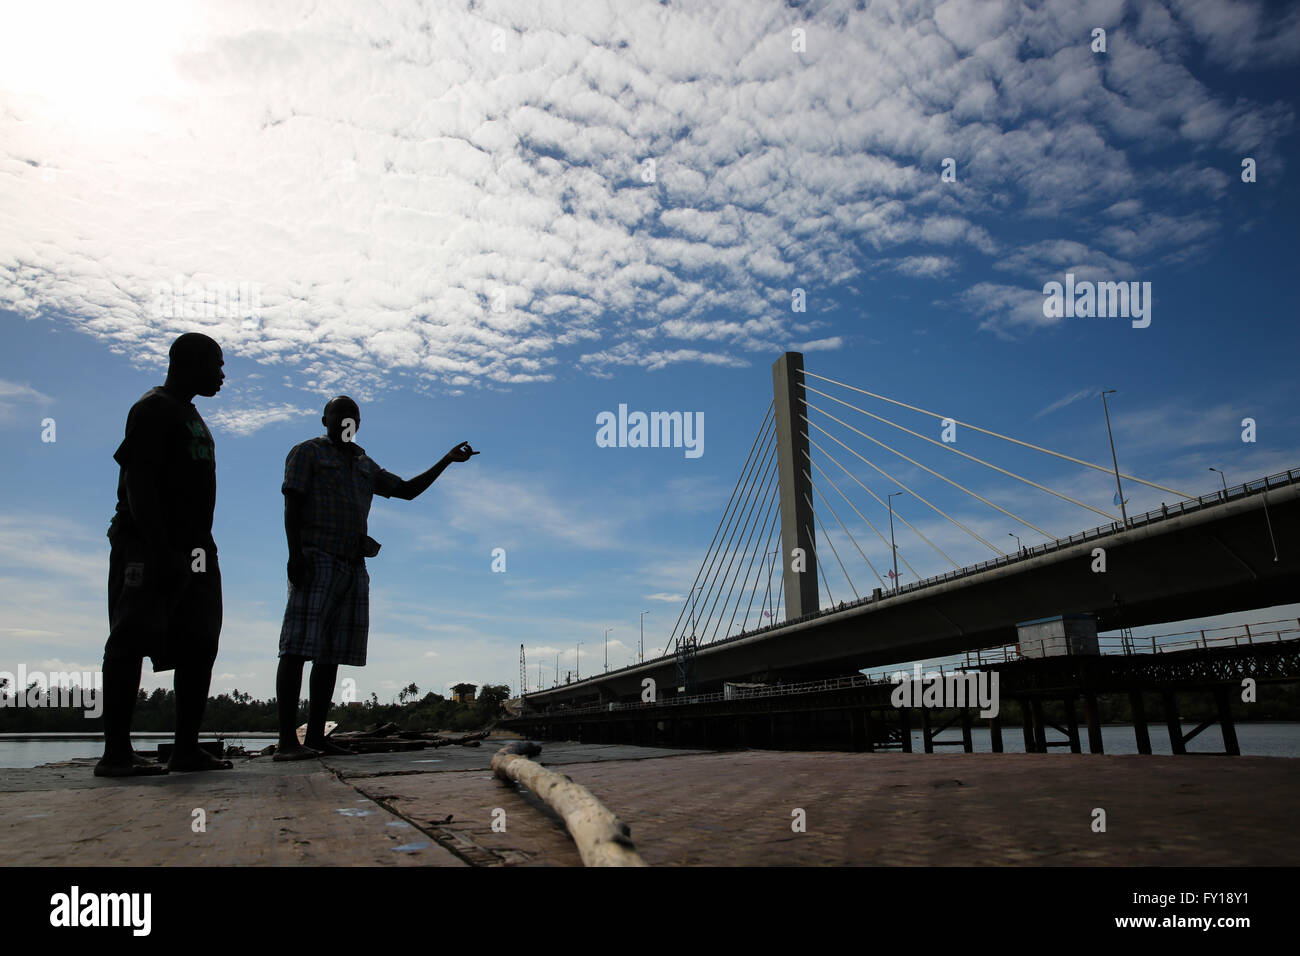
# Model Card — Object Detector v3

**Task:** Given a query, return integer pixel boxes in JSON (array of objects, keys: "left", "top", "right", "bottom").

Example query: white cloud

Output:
[
  {"left": 893, "top": 255, "right": 958, "bottom": 278},
  {"left": 1, "top": 0, "right": 1290, "bottom": 378},
  {"left": 207, "top": 402, "right": 316, "bottom": 437},
  {"left": 1033, "top": 388, "right": 1097, "bottom": 420},
  {"left": 0, "top": 379, "right": 54, "bottom": 427}
]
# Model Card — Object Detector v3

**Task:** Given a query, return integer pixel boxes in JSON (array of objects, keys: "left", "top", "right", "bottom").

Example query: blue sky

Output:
[{"left": 2, "top": 0, "right": 1299, "bottom": 702}]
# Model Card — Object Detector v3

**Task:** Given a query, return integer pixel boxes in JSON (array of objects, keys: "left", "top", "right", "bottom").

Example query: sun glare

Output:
[{"left": 0, "top": 0, "right": 199, "bottom": 131}]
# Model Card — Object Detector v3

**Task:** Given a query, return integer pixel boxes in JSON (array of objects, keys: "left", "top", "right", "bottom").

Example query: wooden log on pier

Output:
[{"left": 491, "top": 741, "right": 647, "bottom": 867}]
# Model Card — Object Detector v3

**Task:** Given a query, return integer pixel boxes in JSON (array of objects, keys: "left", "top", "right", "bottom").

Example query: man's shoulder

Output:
[
  {"left": 288, "top": 435, "right": 330, "bottom": 455},
  {"left": 128, "top": 386, "right": 180, "bottom": 417}
]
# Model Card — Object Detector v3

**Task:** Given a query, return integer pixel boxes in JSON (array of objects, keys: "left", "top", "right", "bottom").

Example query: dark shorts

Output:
[{"left": 105, "top": 534, "right": 222, "bottom": 673}]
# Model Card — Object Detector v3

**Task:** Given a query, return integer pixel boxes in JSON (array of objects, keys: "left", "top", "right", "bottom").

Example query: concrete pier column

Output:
[
  {"left": 899, "top": 708, "right": 913, "bottom": 753},
  {"left": 1083, "top": 693, "right": 1104, "bottom": 754},
  {"left": 1130, "top": 691, "right": 1152, "bottom": 754},
  {"left": 1162, "top": 691, "right": 1185, "bottom": 755},
  {"left": 921, "top": 707, "right": 934, "bottom": 753},
  {"left": 1020, "top": 699, "right": 1035, "bottom": 752},
  {"left": 1030, "top": 699, "right": 1048, "bottom": 752},
  {"left": 1214, "top": 686, "right": 1240, "bottom": 756},
  {"left": 960, "top": 708, "right": 973, "bottom": 753},
  {"left": 989, "top": 714, "right": 1004, "bottom": 753},
  {"left": 1064, "top": 696, "right": 1081, "bottom": 753}
]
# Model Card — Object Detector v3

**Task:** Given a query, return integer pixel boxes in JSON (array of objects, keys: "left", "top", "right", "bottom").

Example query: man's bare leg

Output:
[
  {"left": 169, "top": 661, "right": 232, "bottom": 771},
  {"left": 305, "top": 662, "right": 352, "bottom": 754},
  {"left": 274, "top": 655, "right": 319, "bottom": 760},
  {"left": 95, "top": 656, "right": 168, "bottom": 776}
]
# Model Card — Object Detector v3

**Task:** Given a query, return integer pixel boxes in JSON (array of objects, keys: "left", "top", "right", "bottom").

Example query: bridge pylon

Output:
[{"left": 772, "top": 351, "right": 818, "bottom": 619}]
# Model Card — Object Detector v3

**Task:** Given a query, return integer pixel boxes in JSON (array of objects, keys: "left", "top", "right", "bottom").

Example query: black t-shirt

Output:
[{"left": 109, "top": 387, "right": 217, "bottom": 552}]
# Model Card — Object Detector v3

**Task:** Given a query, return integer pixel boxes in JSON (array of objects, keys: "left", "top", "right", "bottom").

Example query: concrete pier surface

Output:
[{"left": 1, "top": 735, "right": 1295, "bottom": 866}]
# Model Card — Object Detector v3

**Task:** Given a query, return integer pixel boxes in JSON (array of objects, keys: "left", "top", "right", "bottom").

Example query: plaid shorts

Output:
[{"left": 278, "top": 546, "right": 370, "bottom": 666}]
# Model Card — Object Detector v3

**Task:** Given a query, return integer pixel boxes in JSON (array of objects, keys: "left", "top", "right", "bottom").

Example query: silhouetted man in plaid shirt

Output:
[{"left": 274, "top": 396, "right": 476, "bottom": 759}]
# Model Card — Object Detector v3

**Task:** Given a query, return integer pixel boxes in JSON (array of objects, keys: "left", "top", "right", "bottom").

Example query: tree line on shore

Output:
[
  {"left": 3, "top": 677, "right": 1297, "bottom": 733},
  {"left": 0, "top": 680, "right": 512, "bottom": 734}
]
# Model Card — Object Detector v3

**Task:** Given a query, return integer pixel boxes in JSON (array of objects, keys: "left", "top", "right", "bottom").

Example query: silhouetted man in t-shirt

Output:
[{"left": 97, "top": 332, "right": 230, "bottom": 776}]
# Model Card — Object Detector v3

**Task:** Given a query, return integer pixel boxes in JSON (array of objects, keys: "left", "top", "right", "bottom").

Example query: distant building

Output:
[{"left": 451, "top": 682, "right": 478, "bottom": 703}]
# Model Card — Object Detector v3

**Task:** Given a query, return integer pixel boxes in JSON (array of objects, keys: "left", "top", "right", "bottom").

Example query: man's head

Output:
[
  {"left": 167, "top": 333, "right": 224, "bottom": 397},
  {"left": 323, "top": 396, "right": 360, "bottom": 443}
]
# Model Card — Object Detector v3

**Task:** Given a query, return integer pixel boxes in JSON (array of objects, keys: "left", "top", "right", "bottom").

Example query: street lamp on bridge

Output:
[
  {"left": 887, "top": 491, "right": 904, "bottom": 592},
  {"left": 1101, "top": 389, "right": 1128, "bottom": 528},
  {"left": 604, "top": 627, "right": 612, "bottom": 672},
  {"left": 1008, "top": 532, "right": 1021, "bottom": 554},
  {"left": 1209, "top": 467, "right": 1229, "bottom": 498},
  {"left": 639, "top": 610, "right": 649, "bottom": 662}
]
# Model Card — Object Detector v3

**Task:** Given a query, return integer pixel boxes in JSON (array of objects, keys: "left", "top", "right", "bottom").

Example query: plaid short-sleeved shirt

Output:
[{"left": 282, "top": 436, "right": 401, "bottom": 559}]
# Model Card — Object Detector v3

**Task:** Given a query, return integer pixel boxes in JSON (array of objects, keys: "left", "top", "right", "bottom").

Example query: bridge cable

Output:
[
  {"left": 802, "top": 383, "right": 1117, "bottom": 523},
  {"left": 801, "top": 413, "right": 1004, "bottom": 555},
  {"left": 804, "top": 401, "right": 1058, "bottom": 541},
  {"left": 805, "top": 468, "right": 888, "bottom": 589},
  {"left": 808, "top": 481, "right": 861, "bottom": 601},
  {"left": 660, "top": 402, "right": 773, "bottom": 656},
  {"left": 702, "top": 457, "right": 779, "bottom": 644},
  {"left": 800, "top": 370, "right": 1193, "bottom": 499},
  {"left": 704, "top": 463, "right": 777, "bottom": 644},
  {"left": 804, "top": 450, "right": 921, "bottom": 581},
  {"left": 741, "top": 495, "right": 783, "bottom": 633},
  {"left": 675, "top": 426, "right": 776, "bottom": 650},
  {"left": 723, "top": 477, "right": 781, "bottom": 640},
  {"left": 802, "top": 518, "right": 836, "bottom": 607},
  {"left": 679, "top": 433, "right": 777, "bottom": 649},
  {"left": 807, "top": 437, "right": 959, "bottom": 570},
  {"left": 721, "top": 477, "right": 781, "bottom": 641},
  {"left": 758, "top": 523, "right": 783, "bottom": 628}
]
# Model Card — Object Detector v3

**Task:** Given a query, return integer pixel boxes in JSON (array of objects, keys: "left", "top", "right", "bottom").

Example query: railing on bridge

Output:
[
  {"left": 964, "top": 619, "right": 1300, "bottom": 666},
  {"left": 519, "top": 617, "right": 1300, "bottom": 718}
]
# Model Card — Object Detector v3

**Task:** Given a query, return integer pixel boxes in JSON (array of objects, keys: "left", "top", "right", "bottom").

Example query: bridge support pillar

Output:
[
  {"left": 1130, "top": 691, "right": 1152, "bottom": 754},
  {"left": 1162, "top": 691, "right": 1186, "bottom": 755},
  {"left": 864, "top": 709, "right": 876, "bottom": 753},
  {"left": 1030, "top": 699, "right": 1048, "bottom": 752},
  {"left": 988, "top": 713, "right": 1003, "bottom": 753},
  {"left": 1020, "top": 700, "right": 1035, "bottom": 752},
  {"left": 1064, "top": 696, "right": 1081, "bottom": 753},
  {"left": 1214, "top": 686, "right": 1240, "bottom": 756},
  {"left": 1083, "top": 693, "right": 1104, "bottom": 754},
  {"left": 920, "top": 708, "right": 934, "bottom": 753},
  {"left": 772, "top": 352, "right": 818, "bottom": 619},
  {"left": 960, "top": 708, "right": 973, "bottom": 753},
  {"left": 899, "top": 708, "right": 913, "bottom": 753}
]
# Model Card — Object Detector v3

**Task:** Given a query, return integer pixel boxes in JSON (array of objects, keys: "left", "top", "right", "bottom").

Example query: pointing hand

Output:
[{"left": 446, "top": 441, "right": 479, "bottom": 463}]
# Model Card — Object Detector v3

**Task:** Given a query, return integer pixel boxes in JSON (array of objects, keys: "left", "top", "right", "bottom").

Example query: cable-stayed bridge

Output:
[{"left": 521, "top": 352, "right": 1299, "bottom": 714}]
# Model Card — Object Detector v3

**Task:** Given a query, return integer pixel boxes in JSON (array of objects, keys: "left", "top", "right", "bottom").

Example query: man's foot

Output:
[
  {"left": 305, "top": 738, "right": 354, "bottom": 756},
  {"left": 272, "top": 743, "right": 321, "bottom": 762},
  {"left": 94, "top": 756, "right": 169, "bottom": 777},
  {"left": 167, "top": 749, "right": 234, "bottom": 772}
]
